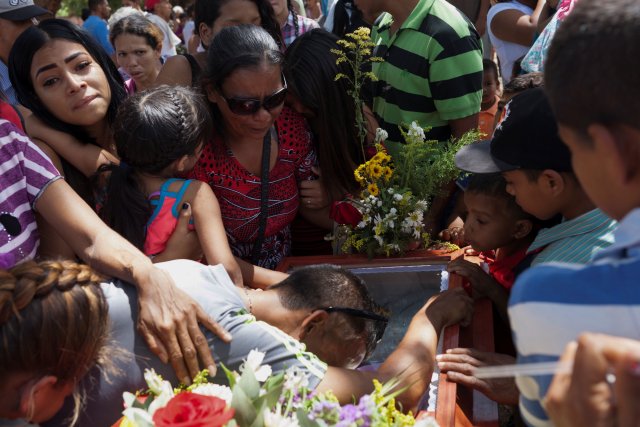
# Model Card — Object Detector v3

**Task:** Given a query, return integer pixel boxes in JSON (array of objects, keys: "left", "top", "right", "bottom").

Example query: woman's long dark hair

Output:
[
  {"left": 194, "top": 0, "right": 283, "bottom": 49},
  {"left": 100, "top": 85, "right": 213, "bottom": 250},
  {"left": 9, "top": 19, "right": 127, "bottom": 205},
  {"left": 203, "top": 24, "right": 284, "bottom": 133},
  {"left": 284, "top": 29, "right": 362, "bottom": 200}
]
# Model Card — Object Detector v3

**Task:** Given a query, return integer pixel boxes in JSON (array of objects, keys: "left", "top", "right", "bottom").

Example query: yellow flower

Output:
[
  {"left": 372, "top": 152, "right": 386, "bottom": 163},
  {"left": 370, "top": 164, "right": 383, "bottom": 179},
  {"left": 383, "top": 166, "right": 393, "bottom": 180},
  {"left": 367, "top": 183, "right": 379, "bottom": 196},
  {"left": 354, "top": 168, "right": 365, "bottom": 184}
]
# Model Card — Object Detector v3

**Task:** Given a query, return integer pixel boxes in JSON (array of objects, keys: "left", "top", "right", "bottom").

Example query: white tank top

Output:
[{"left": 487, "top": 1, "right": 534, "bottom": 84}]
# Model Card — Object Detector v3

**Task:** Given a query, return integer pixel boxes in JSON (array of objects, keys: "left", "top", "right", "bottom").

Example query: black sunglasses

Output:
[
  {"left": 219, "top": 75, "right": 288, "bottom": 116},
  {"left": 319, "top": 306, "right": 389, "bottom": 359}
]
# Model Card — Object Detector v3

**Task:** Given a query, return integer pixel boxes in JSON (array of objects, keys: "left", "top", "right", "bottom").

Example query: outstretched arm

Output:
[
  {"left": 35, "top": 178, "right": 231, "bottom": 382},
  {"left": 317, "top": 288, "right": 474, "bottom": 410}
]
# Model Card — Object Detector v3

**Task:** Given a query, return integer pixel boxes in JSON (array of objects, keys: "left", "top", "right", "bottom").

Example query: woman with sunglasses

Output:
[{"left": 190, "top": 24, "right": 327, "bottom": 269}]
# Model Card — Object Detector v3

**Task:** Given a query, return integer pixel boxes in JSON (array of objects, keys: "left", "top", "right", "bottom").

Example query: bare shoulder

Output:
[{"left": 155, "top": 55, "right": 193, "bottom": 87}]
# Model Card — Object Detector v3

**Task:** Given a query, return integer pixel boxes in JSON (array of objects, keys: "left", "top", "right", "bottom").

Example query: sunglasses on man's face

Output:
[
  {"left": 219, "top": 75, "right": 288, "bottom": 116},
  {"left": 319, "top": 306, "right": 389, "bottom": 359}
]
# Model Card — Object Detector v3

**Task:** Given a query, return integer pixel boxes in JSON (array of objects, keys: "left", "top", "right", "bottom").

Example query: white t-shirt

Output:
[{"left": 487, "top": 1, "right": 533, "bottom": 84}]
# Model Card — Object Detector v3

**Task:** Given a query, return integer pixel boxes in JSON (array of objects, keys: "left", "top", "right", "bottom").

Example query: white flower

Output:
[
  {"left": 415, "top": 199, "right": 429, "bottom": 211},
  {"left": 284, "top": 366, "right": 310, "bottom": 392},
  {"left": 144, "top": 369, "right": 167, "bottom": 395},
  {"left": 374, "top": 235, "right": 384, "bottom": 245},
  {"left": 374, "top": 128, "right": 388, "bottom": 144},
  {"left": 242, "top": 349, "right": 272, "bottom": 382},
  {"left": 373, "top": 214, "right": 383, "bottom": 225},
  {"left": 393, "top": 193, "right": 403, "bottom": 201},
  {"left": 357, "top": 220, "right": 367, "bottom": 229},
  {"left": 263, "top": 409, "right": 300, "bottom": 427},
  {"left": 377, "top": 200, "right": 383, "bottom": 207},
  {"left": 407, "top": 121, "right": 426, "bottom": 142},
  {"left": 122, "top": 406, "right": 155, "bottom": 427},
  {"left": 387, "top": 187, "right": 394, "bottom": 194},
  {"left": 389, "top": 207, "right": 397, "bottom": 215},
  {"left": 191, "top": 384, "right": 233, "bottom": 404}
]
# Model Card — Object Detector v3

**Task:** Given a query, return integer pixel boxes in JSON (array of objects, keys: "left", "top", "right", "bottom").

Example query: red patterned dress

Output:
[{"left": 190, "top": 107, "right": 316, "bottom": 269}]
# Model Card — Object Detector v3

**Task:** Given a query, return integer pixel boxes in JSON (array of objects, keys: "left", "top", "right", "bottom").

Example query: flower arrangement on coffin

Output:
[
  {"left": 114, "top": 350, "right": 439, "bottom": 427},
  {"left": 331, "top": 124, "right": 478, "bottom": 257},
  {"left": 329, "top": 26, "right": 480, "bottom": 257}
]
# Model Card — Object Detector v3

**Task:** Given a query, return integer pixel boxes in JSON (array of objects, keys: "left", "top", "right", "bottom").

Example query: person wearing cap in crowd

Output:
[
  {"left": 436, "top": 86, "right": 619, "bottom": 420},
  {"left": 454, "top": 87, "right": 616, "bottom": 267},
  {"left": 82, "top": 0, "right": 114, "bottom": 59},
  {"left": 0, "top": 0, "right": 49, "bottom": 105},
  {"left": 145, "top": 0, "right": 181, "bottom": 57}
]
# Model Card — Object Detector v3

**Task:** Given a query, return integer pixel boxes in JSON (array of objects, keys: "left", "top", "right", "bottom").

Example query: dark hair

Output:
[
  {"left": 270, "top": 264, "right": 385, "bottom": 359},
  {"left": 546, "top": 0, "right": 640, "bottom": 137},
  {"left": 503, "top": 71, "right": 544, "bottom": 95},
  {"left": 284, "top": 29, "right": 362, "bottom": 200},
  {"left": 87, "top": 0, "right": 103, "bottom": 12},
  {"left": 109, "top": 14, "right": 163, "bottom": 50},
  {"left": 100, "top": 85, "right": 213, "bottom": 250},
  {"left": 466, "top": 173, "right": 532, "bottom": 219},
  {"left": 81, "top": 7, "right": 91, "bottom": 20},
  {"left": 483, "top": 58, "right": 499, "bottom": 82},
  {"left": 331, "top": 0, "right": 368, "bottom": 38},
  {"left": 9, "top": 19, "right": 127, "bottom": 205},
  {"left": 203, "top": 24, "right": 284, "bottom": 130},
  {"left": 194, "top": 0, "right": 283, "bottom": 49}
]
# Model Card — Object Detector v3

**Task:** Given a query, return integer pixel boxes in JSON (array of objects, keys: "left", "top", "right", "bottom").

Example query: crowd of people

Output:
[{"left": 0, "top": 0, "right": 638, "bottom": 426}]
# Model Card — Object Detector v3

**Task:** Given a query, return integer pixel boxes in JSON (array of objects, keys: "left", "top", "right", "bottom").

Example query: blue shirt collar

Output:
[{"left": 593, "top": 208, "right": 640, "bottom": 261}]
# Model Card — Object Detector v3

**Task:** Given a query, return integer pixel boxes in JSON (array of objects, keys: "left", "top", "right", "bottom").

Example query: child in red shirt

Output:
[{"left": 447, "top": 173, "right": 537, "bottom": 323}]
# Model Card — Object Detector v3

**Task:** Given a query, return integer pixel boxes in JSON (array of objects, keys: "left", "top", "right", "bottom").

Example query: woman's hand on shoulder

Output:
[{"left": 136, "top": 265, "right": 232, "bottom": 383}]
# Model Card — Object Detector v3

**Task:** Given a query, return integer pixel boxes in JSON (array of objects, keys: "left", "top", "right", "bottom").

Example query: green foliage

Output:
[
  {"left": 331, "top": 27, "right": 383, "bottom": 158},
  {"left": 386, "top": 124, "right": 480, "bottom": 202}
]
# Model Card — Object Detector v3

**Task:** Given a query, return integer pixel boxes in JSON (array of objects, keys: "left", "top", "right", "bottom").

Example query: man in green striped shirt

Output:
[{"left": 359, "top": 0, "right": 483, "bottom": 143}]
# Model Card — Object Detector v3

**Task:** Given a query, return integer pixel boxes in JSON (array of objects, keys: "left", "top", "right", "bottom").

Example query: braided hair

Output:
[
  {"left": 99, "top": 85, "right": 214, "bottom": 250},
  {"left": 286, "top": 0, "right": 299, "bottom": 39},
  {"left": 0, "top": 260, "right": 109, "bottom": 424}
]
